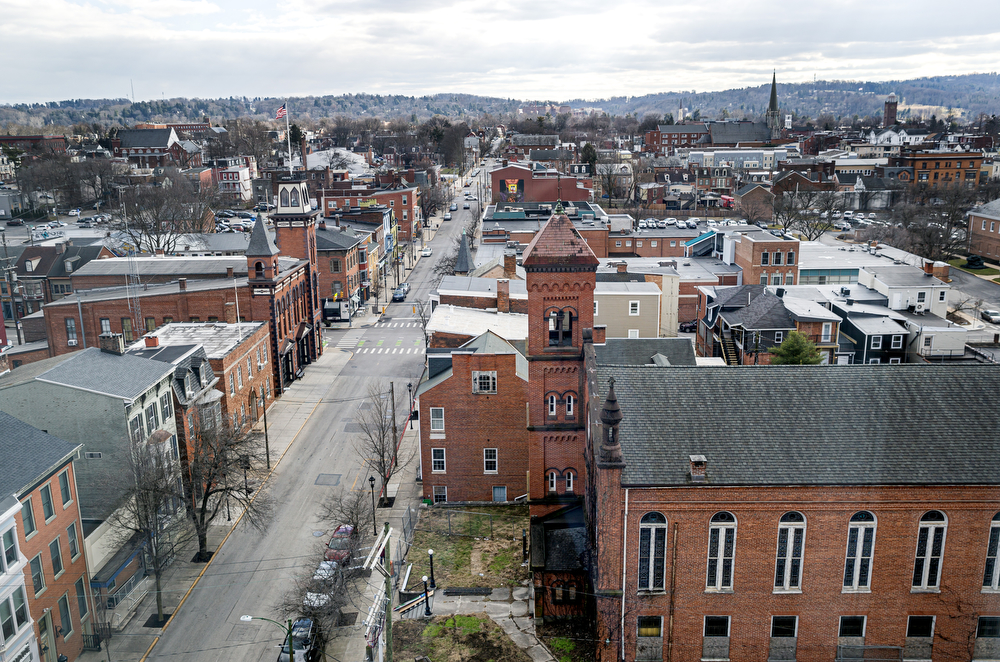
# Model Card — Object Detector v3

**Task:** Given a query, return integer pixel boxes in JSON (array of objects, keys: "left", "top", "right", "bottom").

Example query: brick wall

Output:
[{"left": 591, "top": 481, "right": 1000, "bottom": 662}]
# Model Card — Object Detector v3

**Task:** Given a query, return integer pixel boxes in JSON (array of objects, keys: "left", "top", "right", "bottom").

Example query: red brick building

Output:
[
  {"left": 491, "top": 163, "right": 593, "bottom": 204},
  {"left": 586, "top": 364, "right": 1000, "bottom": 662},
  {"left": 643, "top": 124, "right": 710, "bottom": 155},
  {"left": 968, "top": 198, "right": 1000, "bottom": 262}
]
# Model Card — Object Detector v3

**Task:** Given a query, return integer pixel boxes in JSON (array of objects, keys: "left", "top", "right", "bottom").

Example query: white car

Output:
[
  {"left": 421, "top": 247, "right": 433, "bottom": 257},
  {"left": 68, "top": 209, "right": 81, "bottom": 217},
  {"left": 707, "top": 220, "right": 718, "bottom": 227}
]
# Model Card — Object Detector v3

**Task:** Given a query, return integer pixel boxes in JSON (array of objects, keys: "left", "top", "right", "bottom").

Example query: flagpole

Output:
[{"left": 284, "top": 99, "right": 293, "bottom": 176}]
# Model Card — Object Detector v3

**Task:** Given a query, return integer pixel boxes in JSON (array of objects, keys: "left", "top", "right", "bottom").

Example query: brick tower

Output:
[
  {"left": 522, "top": 204, "right": 599, "bottom": 517},
  {"left": 884, "top": 93, "right": 898, "bottom": 128},
  {"left": 272, "top": 177, "right": 319, "bottom": 265}
]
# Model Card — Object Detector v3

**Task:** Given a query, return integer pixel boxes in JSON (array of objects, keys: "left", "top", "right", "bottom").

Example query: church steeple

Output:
[{"left": 766, "top": 70, "right": 781, "bottom": 140}]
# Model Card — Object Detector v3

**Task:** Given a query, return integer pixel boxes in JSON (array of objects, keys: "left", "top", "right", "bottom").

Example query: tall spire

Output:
[
  {"left": 768, "top": 70, "right": 779, "bottom": 114},
  {"left": 766, "top": 71, "right": 781, "bottom": 140}
]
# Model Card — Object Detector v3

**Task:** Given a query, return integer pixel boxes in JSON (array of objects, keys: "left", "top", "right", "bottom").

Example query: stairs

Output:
[{"left": 721, "top": 337, "right": 739, "bottom": 366}]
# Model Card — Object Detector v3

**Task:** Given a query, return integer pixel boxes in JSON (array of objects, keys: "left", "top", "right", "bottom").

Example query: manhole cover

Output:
[{"left": 315, "top": 474, "right": 341, "bottom": 486}]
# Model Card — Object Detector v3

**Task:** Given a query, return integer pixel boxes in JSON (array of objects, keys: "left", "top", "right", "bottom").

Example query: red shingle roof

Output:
[{"left": 521, "top": 213, "right": 599, "bottom": 269}]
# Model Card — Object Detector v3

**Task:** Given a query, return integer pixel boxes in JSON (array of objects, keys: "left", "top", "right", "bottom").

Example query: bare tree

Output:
[
  {"left": 353, "top": 380, "right": 412, "bottom": 503},
  {"left": 227, "top": 118, "right": 274, "bottom": 168},
  {"left": 187, "top": 411, "right": 272, "bottom": 562},
  {"left": 113, "top": 172, "right": 224, "bottom": 254},
  {"left": 738, "top": 194, "right": 773, "bottom": 226},
  {"left": 103, "top": 436, "right": 188, "bottom": 623},
  {"left": 794, "top": 191, "right": 839, "bottom": 240},
  {"left": 318, "top": 488, "right": 374, "bottom": 539},
  {"left": 772, "top": 195, "right": 803, "bottom": 233}
]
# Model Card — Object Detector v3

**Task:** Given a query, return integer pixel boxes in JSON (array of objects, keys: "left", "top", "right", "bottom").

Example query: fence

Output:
[
  {"left": 416, "top": 509, "right": 496, "bottom": 539},
  {"left": 392, "top": 504, "right": 418, "bottom": 590}
]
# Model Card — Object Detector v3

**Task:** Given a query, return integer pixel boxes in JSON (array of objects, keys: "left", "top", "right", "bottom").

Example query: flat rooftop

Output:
[{"left": 127, "top": 322, "right": 266, "bottom": 359}]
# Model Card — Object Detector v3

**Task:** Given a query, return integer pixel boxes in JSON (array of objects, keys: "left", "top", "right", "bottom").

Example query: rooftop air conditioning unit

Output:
[
  {"left": 915, "top": 303, "right": 926, "bottom": 312},
  {"left": 67, "top": 339, "right": 78, "bottom": 346}
]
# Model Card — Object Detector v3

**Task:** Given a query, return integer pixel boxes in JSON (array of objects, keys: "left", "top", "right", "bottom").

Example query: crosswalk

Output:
[
  {"left": 375, "top": 322, "right": 421, "bottom": 328},
  {"left": 355, "top": 347, "right": 425, "bottom": 354},
  {"left": 335, "top": 330, "right": 365, "bottom": 349}
]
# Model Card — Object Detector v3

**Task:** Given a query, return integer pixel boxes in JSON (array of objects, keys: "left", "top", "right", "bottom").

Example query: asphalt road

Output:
[{"left": 144, "top": 191, "right": 474, "bottom": 662}]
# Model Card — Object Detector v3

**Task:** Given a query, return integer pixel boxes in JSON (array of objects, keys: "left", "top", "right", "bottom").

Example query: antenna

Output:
[{"left": 122, "top": 205, "right": 143, "bottom": 338}]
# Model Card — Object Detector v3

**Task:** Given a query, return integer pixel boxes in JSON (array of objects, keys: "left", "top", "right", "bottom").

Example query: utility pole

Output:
[
  {"left": 2, "top": 232, "right": 23, "bottom": 345},
  {"left": 390, "top": 382, "right": 398, "bottom": 470},
  {"left": 383, "top": 521, "right": 393, "bottom": 662}
]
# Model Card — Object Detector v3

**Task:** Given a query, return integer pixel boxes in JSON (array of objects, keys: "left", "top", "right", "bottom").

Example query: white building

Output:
[{"left": 0, "top": 495, "right": 40, "bottom": 662}]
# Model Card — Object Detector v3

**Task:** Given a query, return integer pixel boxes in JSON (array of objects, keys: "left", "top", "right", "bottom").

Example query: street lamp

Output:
[
  {"left": 427, "top": 549, "right": 436, "bottom": 590},
  {"left": 369, "top": 476, "right": 377, "bottom": 536},
  {"left": 422, "top": 576, "right": 432, "bottom": 617},
  {"left": 240, "top": 615, "right": 294, "bottom": 662},
  {"left": 258, "top": 364, "right": 271, "bottom": 469},
  {"left": 407, "top": 382, "right": 413, "bottom": 430}
]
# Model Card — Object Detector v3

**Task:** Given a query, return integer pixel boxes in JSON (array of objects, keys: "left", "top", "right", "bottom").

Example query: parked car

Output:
[
  {"left": 443, "top": 213, "right": 452, "bottom": 221},
  {"left": 982, "top": 310, "right": 1000, "bottom": 324},
  {"left": 5, "top": 219, "right": 23, "bottom": 226},
  {"left": 449, "top": 203, "right": 458, "bottom": 211},
  {"left": 78, "top": 220, "right": 93, "bottom": 228},
  {"left": 868, "top": 213, "right": 877, "bottom": 220},
  {"left": 679, "top": 320, "right": 698, "bottom": 333},
  {"left": 68, "top": 208, "right": 81, "bottom": 217},
  {"left": 463, "top": 202, "right": 470, "bottom": 209},
  {"left": 277, "top": 617, "right": 318, "bottom": 662},
  {"left": 638, "top": 220, "right": 647, "bottom": 229},
  {"left": 324, "top": 525, "right": 356, "bottom": 563},
  {"left": 421, "top": 247, "right": 433, "bottom": 257},
  {"left": 392, "top": 287, "right": 407, "bottom": 302},
  {"left": 48, "top": 220, "right": 66, "bottom": 228},
  {"left": 399, "top": 282, "right": 411, "bottom": 295}
]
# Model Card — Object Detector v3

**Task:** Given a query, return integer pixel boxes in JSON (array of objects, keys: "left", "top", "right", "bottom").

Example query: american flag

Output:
[{"left": 275, "top": 104, "right": 287, "bottom": 119}]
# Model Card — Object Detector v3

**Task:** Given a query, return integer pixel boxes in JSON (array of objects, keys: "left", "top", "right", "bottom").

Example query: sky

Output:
[{"left": 2, "top": 0, "right": 999, "bottom": 105}]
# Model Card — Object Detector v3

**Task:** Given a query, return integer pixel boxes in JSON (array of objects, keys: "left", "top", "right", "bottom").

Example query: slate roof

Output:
[
  {"left": 713, "top": 285, "right": 795, "bottom": 330},
  {"left": 46, "top": 244, "right": 108, "bottom": 279},
  {"left": 454, "top": 232, "right": 473, "bottom": 274},
  {"left": 595, "top": 364, "right": 1000, "bottom": 486},
  {"left": 708, "top": 122, "right": 771, "bottom": 145},
  {"left": 246, "top": 217, "right": 280, "bottom": 257},
  {"left": 0, "top": 411, "right": 81, "bottom": 500},
  {"left": 735, "top": 183, "right": 771, "bottom": 197},
  {"left": 973, "top": 198, "right": 1000, "bottom": 218},
  {"left": 521, "top": 213, "right": 599, "bottom": 269},
  {"left": 117, "top": 128, "right": 177, "bottom": 149},
  {"left": 315, "top": 227, "right": 365, "bottom": 251},
  {"left": 31, "top": 347, "right": 174, "bottom": 401},
  {"left": 595, "top": 338, "right": 697, "bottom": 366}
]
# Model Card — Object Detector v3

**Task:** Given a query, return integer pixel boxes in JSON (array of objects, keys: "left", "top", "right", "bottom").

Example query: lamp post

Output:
[
  {"left": 369, "top": 475, "right": 377, "bottom": 536},
  {"left": 407, "top": 382, "right": 413, "bottom": 430},
  {"left": 258, "top": 364, "right": 271, "bottom": 469},
  {"left": 422, "top": 576, "right": 432, "bottom": 617},
  {"left": 427, "top": 549, "right": 436, "bottom": 590},
  {"left": 240, "top": 615, "right": 294, "bottom": 662}
]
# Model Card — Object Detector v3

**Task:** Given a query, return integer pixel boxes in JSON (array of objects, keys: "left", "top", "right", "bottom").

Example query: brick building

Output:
[
  {"left": 642, "top": 124, "right": 710, "bottom": 155},
  {"left": 315, "top": 225, "right": 369, "bottom": 318},
  {"left": 490, "top": 163, "right": 593, "bottom": 204},
  {"left": 2, "top": 412, "right": 94, "bottom": 662},
  {"left": 968, "top": 198, "right": 1000, "bottom": 262},
  {"left": 891, "top": 148, "right": 984, "bottom": 192},
  {"left": 585, "top": 364, "right": 1000, "bottom": 662},
  {"left": 731, "top": 231, "right": 799, "bottom": 287},
  {"left": 111, "top": 129, "right": 202, "bottom": 169}
]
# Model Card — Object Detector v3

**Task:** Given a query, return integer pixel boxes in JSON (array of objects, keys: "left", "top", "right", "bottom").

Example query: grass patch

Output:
[
  {"left": 407, "top": 506, "right": 530, "bottom": 590},
  {"left": 947, "top": 258, "right": 1000, "bottom": 276},
  {"left": 395, "top": 613, "right": 532, "bottom": 662},
  {"left": 539, "top": 621, "right": 594, "bottom": 662}
]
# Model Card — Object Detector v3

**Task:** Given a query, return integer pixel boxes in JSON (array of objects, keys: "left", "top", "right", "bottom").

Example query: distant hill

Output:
[{"left": 1, "top": 74, "right": 997, "bottom": 130}]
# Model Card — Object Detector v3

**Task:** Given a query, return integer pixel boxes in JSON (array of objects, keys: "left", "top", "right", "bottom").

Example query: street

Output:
[{"left": 136, "top": 180, "right": 483, "bottom": 662}]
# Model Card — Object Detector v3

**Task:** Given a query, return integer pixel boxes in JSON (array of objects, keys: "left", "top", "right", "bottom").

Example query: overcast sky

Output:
[{"left": 3, "top": 0, "right": 998, "bottom": 105}]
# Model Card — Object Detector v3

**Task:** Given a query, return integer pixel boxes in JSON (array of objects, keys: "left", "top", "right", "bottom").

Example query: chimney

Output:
[
  {"left": 178, "top": 278, "right": 187, "bottom": 291},
  {"left": 56, "top": 241, "right": 68, "bottom": 255},
  {"left": 144, "top": 335, "right": 160, "bottom": 348},
  {"left": 226, "top": 266, "right": 234, "bottom": 278},
  {"left": 98, "top": 332, "right": 126, "bottom": 355},
  {"left": 922, "top": 260, "right": 934, "bottom": 274},
  {"left": 497, "top": 279, "right": 510, "bottom": 313},
  {"left": 592, "top": 325, "right": 607, "bottom": 344},
  {"left": 690, "top": 455, "right": 707, "bottom": 482},
  {"left": 503, "top": 252, "right": 516, "bottom": 279},
  {"left": 155, "top": 248, "right": 165, "bottom": 256},
  {"left": 616, "top": 262, "right": 628, "bottom": 273},
  {"left": 224, "top": 302, "right": 237, "bottom": 323},
  {"left": 776, "top": 288, "right": 785, "bottom": 298},
  {"left": 302, "top": 138, "right": 308, "bottom": 171}
]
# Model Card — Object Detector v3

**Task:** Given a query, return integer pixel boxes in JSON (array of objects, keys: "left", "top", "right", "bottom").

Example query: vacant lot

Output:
[
  {"left": 394, "top": 614, "right": 532, "bottom": 662},
  {"left": 404, "top": 505, "right": 530, "bottom": 590}
]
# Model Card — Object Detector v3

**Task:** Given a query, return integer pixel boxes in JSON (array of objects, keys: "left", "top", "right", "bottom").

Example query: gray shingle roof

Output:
[
  {"left": 595, "top": 339, "right": 697, "bottom": 366},
  {"left": 0, "top": 411, "right": 81, "bottom": 499},
  {"left": 246, "top": 217, "right": 280, "bottom": 257},
  {"left": 594, "top": 364, "right": 1000, "bottom": 487},
  {"left": 708, "top": 122, "right": 771, "bottom": 144},
  {"left": 34, "top": 347, "right": 174, "bottom": 401},
  {"left": 454, "top": 233, "right": 473, "bottom": 274},
  {"left": 118, "top": 128, "right": 177, "bottom": 149}
]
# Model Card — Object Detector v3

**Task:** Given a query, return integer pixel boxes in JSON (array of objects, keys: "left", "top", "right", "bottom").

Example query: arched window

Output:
[
  {"left": 547, "top": 308, "right": 573, "bottom": 346},
  {"left": 984, "top": 513, "right": 1000, "bottom": 590},
  {"left": 280, "top": 189, "right": 289, "bottom": 207},
  {"left": 547, "top": 471, "right": 557, "bottom": 493},
  {"left": 775, "top": 512, "right": 806, "bottom": 591},
  {"left": 707, "top": 512, "right": 736, "bottom": 590},
  {"left": 289, "top": 188, "right": 300, "bottom": 207},
  {"left": 845, "top": 511, "right": 876, "bottom": 590},
  {"left": 566, "top": 394, "right": 575, "bottom": 417},
  {"left": 638, "top": 512, "right": 667, "bottom": 591},
  {"left": 547, "top": 394, "right": 557, "bottom": 417},
  {"left": 913, "top": 511, "right": 947, "bottom": 589},
  {"left": 565, "top": 471, "right": 574, "bottom": 493},
  {"left": 254, "top": 261, "right": 264, "bottom": 279}
]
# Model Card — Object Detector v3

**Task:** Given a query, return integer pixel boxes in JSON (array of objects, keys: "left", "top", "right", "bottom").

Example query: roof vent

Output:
[{"left": 690, "top": 455, "right": 707, "bottom": 482}]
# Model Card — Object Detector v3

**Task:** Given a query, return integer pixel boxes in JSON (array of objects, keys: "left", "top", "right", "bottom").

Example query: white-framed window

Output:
[
  {"left": 652, "top": 241, "right": 657, "bottom": 247},
  {"left": 548, "top": 394, "right": 557, "bottom": 417},
  {"left": 49, "top": 537, "right": 63, "bottom": 578},
  {"left": 907, "top": 615, "right": 935, "bottom": 638},
  {"left": 66, "top": 522, "right": 80, "bottom": 559},
  {"left": 912, "top": 510, "right": 947, "bottom": 590},
  {"left": 431, "top": 448, "right": 446, "bottom": 473},
  {"left": 471, "top": 370, "right": 497, "bottom": 394},
  {"left": 821, "top": 323, "right": 832, "bottom": 343},
  {"left": 628, "top": 329, "right": 639, "bottom": 339},
  {"left": 761, "top": 251, "right": 770, "bottom": 266},
  {"left": 566, "top": 394, "right": 574, "bottom": 417},
  {"left": 638, "top": 512, "right": 667, "bottom": 591},
  {"left": 917, "top": 291, "right": 927, "bottom": 303},
  {"left": 891, "top": 335, "right": 903, "bottom": 349},
  {"left": 1, "top": 527, "right": 17, "bottom": 572},
  {"left": 839, "top": 615, "right": 866, "bottom": 638},
  {"left": 669, "top": 240, "right": 675, "bottom": 247},
  {"left": 40, "top": 485, "right": 55, "bottom": 521},
  {"left": 786, "top": 273, "right": 794, "bottom": 285},
  {"left": 983, "top": 513, "right": 1000, "bottom": 591},
  {"left": 774, "top": 331, "right": 783, "bottom": 344},
  {"left": 594, "top": 301, "right": 599, "bottom": 316},
  {"left": 484, "top": 448, "right": 498, "bottom": 474},
  {"left": 29, "top": 554, "right": 44, "bottom": 595},
  {"left": 760, "top": 274, "right": 768, "bottom": 285},
  {"left": 548, "top": 471, "right": 557, "bottom": 492},
  {"left": 247, "top": 357, "right": 253, "bottom": 378},
  {"left": 772, "top": 615, "right": 797, "bottom": 638},
  {"left": 615, "top": 241, "right": 622, "bottom": 248},
  {"left": 773, "top": 251, "right": 783, "bottom": 266},
  {"left": 58, "top": 471, "right": 71, "bottom": 506},
  {"left": 637, "top": 240, "right": 643, "bottom": 247},
  {"left": 869, "top": 358, "right": 881, "bottom": 364},
  {"left": 565, "top": 471, "right": 574, "bottom": 492},
  {"left": 229, "top": 373, "right": 235, "bottom": 396},
  {"left": 871, "top": 336, "right": 882, "bottom": 349},
  {"left": 492, "top": 486, "right": 507, "bottom": 502},
  {"left": 430, "top": 407, "right": 444, "bottom": 431},
  {"left": 21, "top": 500, "right": 35, "bottom": 537},
  {"left": 433, "top": 486, "right": 447, "bottom": 503},
  {"left": 774, "top": 512, "right": 805, "bottom": 591},
  {"left": 705, "top": 615, "right": 730, "bottom": 637},
  {"left": 237, "top": 366, "right": 243, "bottom": 389},
  {"left": 629, "top": 300, "right": 640, "bottom": 316},
  {"left": 707, "top": 511, "right": 737, "bottom": 590},
  {"left": 58, "top": 593, "right": 73, "bottom": 641}
]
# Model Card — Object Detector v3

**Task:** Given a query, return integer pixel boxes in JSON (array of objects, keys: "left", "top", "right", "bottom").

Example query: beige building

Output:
[{"left": 593, "top": 282, "right": 661, "bottom": 338}]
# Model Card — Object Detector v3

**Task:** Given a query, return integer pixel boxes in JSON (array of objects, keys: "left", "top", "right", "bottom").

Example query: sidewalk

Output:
[{"left": 77, "top": 345, "right": 353, "bottom": 662}]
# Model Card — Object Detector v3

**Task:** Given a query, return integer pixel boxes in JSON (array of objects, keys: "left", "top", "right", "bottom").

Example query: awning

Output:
[
  {"left": 279, "top": 338, "right": 294, "bottom": 355},
  {"left": 295, "top": 322, "right": 313, "bottom": 340},
  {"left": 146, "top": 429, "right": 172, "bottom": 446}
]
